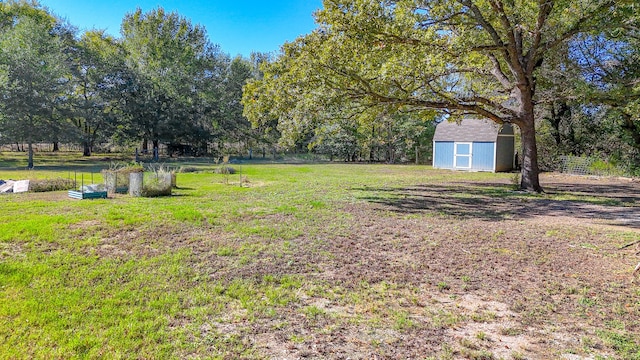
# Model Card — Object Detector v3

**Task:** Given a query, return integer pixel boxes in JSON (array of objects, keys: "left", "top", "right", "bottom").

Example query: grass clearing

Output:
[{"left": 1, "top": 155, "right": 640, "bottom": 358}]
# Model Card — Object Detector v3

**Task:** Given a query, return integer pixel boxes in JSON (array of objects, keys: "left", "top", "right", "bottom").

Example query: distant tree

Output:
[
  {"left": 534, "top": 11, "right": 640, "bottom": 172},
  {"left": 0, "top": 5, "right": 69, "bottom": 168},
  {"left": 312, "top": 121, "right": 360, "bottom": 161},
  {"left": 120, "top": 7, "right": 225, "bottom": 154},
  {"left": 219, "top": 57, "right": 253, "bottom": 143},
  {"left": 64, "top": 30, "right": 127, "bottom": 156},
  {"left": 583, "top": 34, "right": 640, "bottom": 152}
]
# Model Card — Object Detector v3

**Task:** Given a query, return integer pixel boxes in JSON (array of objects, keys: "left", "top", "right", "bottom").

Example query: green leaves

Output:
[
  {"left": 119, "top": 7, "right": 229, "bottom": 149},
  {"left": 0, "top": 6, "right": 70, "bottom": 154}
]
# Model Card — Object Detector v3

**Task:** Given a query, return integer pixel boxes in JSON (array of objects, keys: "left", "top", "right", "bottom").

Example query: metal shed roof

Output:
[{"left": 433, "top": 118, "right": 513, "bottom": 142}]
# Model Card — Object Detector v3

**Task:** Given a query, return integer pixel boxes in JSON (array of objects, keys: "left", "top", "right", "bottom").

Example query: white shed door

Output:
[{"left": 454, "top": 142, "right": 472, "bottom": 169}]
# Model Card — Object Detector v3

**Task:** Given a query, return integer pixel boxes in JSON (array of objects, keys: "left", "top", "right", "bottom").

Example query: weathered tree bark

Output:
[
  {"left": 518, "top": 120, "right": 542, "bottom": 192},
  {"left": 514, "top": 83, "right": 543, "bottom": 192}
]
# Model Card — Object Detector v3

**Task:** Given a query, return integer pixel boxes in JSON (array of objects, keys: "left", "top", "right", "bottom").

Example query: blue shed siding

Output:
[
  {"left": 471, "top": 142, "right": 495, "bottom": 171},
  {"left": 433, "top": 141, "right": 454, "bottom": 169}
]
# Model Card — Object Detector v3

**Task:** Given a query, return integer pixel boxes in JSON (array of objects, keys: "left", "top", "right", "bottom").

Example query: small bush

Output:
[
  {"left": 177, "top": 166, "right": 199, "bottom": 173},
  {"left": 142, "top": 172, "right": 172, "bottom": 197},
  {"left": 29, "top": 178, "right": 75, "bottom": 192},
  {"left": 589, "top": 159, "right": 624, "bottom": 176},
  {"left": 214, "top": 166, "right": 236, "bottom": 175}
]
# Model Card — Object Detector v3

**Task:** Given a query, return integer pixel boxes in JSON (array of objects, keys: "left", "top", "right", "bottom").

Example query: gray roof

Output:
[{"left": 433, "top": 118, "right": 513, "bottom": 142}]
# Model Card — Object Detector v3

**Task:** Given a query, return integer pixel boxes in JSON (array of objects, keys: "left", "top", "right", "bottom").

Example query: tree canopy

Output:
[
  {"left": 243, "top": 0, "right": 637, "bottom": 191},
  {"left": 0, "top": 3, "right": 69, "bottom": 168},
  {"left": 0, "top": 1, "right": 269, "bottom": 166}
]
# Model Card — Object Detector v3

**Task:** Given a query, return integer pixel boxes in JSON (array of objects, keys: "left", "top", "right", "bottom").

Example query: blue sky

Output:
[{"left": 38, "top": 1, "right": 323, "bottom": 57}]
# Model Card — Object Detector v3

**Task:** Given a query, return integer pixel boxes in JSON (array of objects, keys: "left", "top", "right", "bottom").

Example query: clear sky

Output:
[{"left": 38, "top": 0, "right": 323, "bottom": 58}]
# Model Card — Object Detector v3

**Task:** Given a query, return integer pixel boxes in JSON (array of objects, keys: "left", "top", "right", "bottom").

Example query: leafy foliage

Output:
[
  {"left": 243, "top": 0, "right": 634, "bottom": 190},
  {"left": 0, "top": 2, "right": 70, "bottom": 168},
  {"left": 0, "top": 2, "right": 269, "bottom": 165}
]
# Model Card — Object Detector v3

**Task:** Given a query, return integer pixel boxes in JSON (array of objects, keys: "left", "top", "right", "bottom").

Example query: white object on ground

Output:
[{"left": 12, "top": 180, "right": 29, "bottom": 193}]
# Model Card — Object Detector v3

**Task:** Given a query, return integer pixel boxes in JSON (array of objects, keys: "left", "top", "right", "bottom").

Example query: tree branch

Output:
[
  {"left": 487, "top": 53, "right": 513, "bottom": 89},
  {"left": 486, "top": 0, "right": 527, "bottom": 81},
  {"left": 538, "top": 0, "right": 616, "bottom": 56},
  {"left": 524, "top": 0, "right": 554, "bottom": 73}
]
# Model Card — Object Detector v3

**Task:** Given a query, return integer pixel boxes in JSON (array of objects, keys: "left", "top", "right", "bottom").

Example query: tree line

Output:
[
  {"left": 0, "top": 0, "right": 273, "bottom": 168},
  {"left": 2, "top": 0, "right": 639, "bottom": 191}
]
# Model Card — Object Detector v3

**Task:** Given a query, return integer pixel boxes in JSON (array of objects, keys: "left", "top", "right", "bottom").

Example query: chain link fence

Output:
[{"left": 560, "top": 155, "right": 624, "bottom": 176}]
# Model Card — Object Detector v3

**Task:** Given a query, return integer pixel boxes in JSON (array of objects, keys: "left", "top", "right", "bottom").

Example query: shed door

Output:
[{"left": 454, "top": 142, "right": 472, "bottom": 169}]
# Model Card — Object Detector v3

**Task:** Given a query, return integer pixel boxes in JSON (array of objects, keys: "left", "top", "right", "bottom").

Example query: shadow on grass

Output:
[{"left": 353, "top": 181, "right": 640, "bottom": 228}]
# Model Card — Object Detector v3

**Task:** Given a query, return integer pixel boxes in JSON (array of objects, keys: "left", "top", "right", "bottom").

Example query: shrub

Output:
[
  {"left": 177, "top": 166, "right": 199, "bottom": 173},
  {"left": 589, "top": 159, "right": 624, "bottom": 176},
  {"left": 29, "top": 178, "right": 76, "bottom": 192},
  {"left": 214, "top": 166, "right": 236, "bottom": 174},
  {"left": 142, "top": 169, "right": 172, "bottom": 197}
]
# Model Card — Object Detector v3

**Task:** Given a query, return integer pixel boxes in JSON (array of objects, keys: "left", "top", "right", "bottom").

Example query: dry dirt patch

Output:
[{"left": 249, "top": 175, "right": 640, "bottom": 359}]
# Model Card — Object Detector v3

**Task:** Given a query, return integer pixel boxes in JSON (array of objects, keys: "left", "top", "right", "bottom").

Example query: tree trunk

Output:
[
  {"left": 27, "top": 141, "right": 34, "bottom": 169},
  {"left": 53, "top": 142, "right": 59, "bottom": 152},
  {"left": 370, "top": 125, "right": 375, "bottom": 162},
  {"left": 142, "top": 139, "right": 148, "bottom": 154},
  {"left": 519, "top": 119, "right": 543, "bottom": 192},
  {"left": 82, "top": 141, "right": 91, "bottom": 157}
]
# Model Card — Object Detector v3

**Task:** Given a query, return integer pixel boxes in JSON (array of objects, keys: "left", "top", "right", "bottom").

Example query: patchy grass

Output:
[{"left": 1, "top": 157, "right": 640, "bottom": 358}]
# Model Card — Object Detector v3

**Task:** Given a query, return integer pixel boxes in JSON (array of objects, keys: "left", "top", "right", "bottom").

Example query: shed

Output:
[{"left": 432, "top": 118, "right": 515, "bottom": 172}]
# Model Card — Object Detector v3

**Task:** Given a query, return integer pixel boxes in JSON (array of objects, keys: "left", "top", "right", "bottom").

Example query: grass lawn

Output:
[{"left": 1, "top": 153, "right": 639, "bottom": 359}]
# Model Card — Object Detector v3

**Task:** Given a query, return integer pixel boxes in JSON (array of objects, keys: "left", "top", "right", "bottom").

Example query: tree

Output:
[
  {"left": 218, "top": 57, "right": 253, "bottom": 144},
  {"left": 532, "top": 7, "right": 640, "bottom": 173},
  {"left": 581, "top": 33, "right": 640, "bottom": 154},
  {"left": 120, "top": 7, "right": 224, "bottom": 154},
  {"left": 0, "top": 4, "right": 69, "bottom": 168},
  {"left": 244, "top": 0, "right": 632, "bottom": 191},
  {"left": 64, "top": 30, "right": 127, "bottom": 156}
]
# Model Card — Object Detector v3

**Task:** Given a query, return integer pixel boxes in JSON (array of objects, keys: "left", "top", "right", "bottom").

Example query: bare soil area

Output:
[{"left": 238, "top": 174, "right": 640, "bottom": 359}]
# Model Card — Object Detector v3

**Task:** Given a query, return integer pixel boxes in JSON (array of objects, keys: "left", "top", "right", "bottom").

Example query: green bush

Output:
[{"left": 589, "top": 159, "right": 624, "bottom": 176}]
